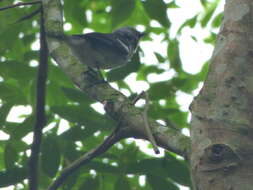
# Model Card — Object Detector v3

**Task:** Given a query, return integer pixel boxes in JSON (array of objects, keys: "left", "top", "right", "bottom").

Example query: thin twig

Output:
[
  {"left": 132, "top": 91, "right": 145, "bottom": 105},
  {"left": 28, "top": 8, "right": 48, "bottom": 190},
  {"left": 0, "top": 0, "right": 41, "bottom": 11},
  {"left": 47, "top": 128, "right": 123, "bottom": 190},
  {"left": 15, "top": 6, "right": 41, "bottom": 23},
  {"left": 142, "top": 92, "right": 160, "bottom": 154},
  {"left": 131, "top": 91, "right": 159, "bottom": 153}
]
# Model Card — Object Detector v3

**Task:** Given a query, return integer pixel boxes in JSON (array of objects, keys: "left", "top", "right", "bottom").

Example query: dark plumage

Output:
[{"left": 49, "top": 27, "right": 145, "bottom": 69}]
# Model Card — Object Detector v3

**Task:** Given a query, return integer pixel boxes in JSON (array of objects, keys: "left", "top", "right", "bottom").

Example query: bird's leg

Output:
[
  {"left": 82, "top": 66, "right": 106, "bottom": 89},
  {"left": 94, "top": 61, "right": 106, "bottom": 81}
]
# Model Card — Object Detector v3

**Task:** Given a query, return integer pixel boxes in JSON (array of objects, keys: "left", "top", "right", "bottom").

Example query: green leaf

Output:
[
  {"left": 88, "top": 161, "right": 120, "bottom": 173},
  {"left": 169, "top": 110, "right": 188, "bottom": 127},
  {"left": 60, "top": 124, "right": 97, "bottom": 141},
  {"left": 62, "top": 170, "right": 80, "bottom": 190},
  {"left": 61, "top": 87, "right": 94, "bottom": 105},
  {"left": 204, "top": 32, "right": 217, "bottom": 44},
  {"left": 212, "top": 12, "right": 223, "bottom": 28},
  {"left": 167, "top": 39, "right": 182, "bottom": 73},
  {"left": 126, "top": 158, "right": 166, "bottom": 175},
  {"left": 191, "top": 35, "right": 197, "bottom": 42},
  {"left": 0, "top": 25, "right": 22, "bottom": 52},
  {"left": 200, "top": 0, "right": 208, "bottom": 8},
  {"left": 172, "top": 76, "right": 197, "bottom": 93},
  {"left": 196, "top": 62, "right": 209, "bottom": 81},
  {"left": 47, "top": 81, "right": 69, "bottom": 106},
  {"left": 177, "top": 15, "right": 198, "bottom": 34},
  {"left": 48, "top": 64, "right": 74, "bottom": 87},
  {"left": 22, "top": 34, "right": 36, "bottom": 47},
  {"left": 0, "top": 167, "right": 27, "bottom": 187},
  {"left": 164, "top": 154, "right": 191, "bottom": 186},
  {"left": 60, "top": 142, "right": 81, "bottom": 162},
  {"left": 118, "top": 143, "right": 139, "bottom": 166},
  {"left": 0, "top": 82, "right": 27, "bottom": 105},
  {"left": 168, "top": 1, "right": 180, "bottom": 8},
  {"left": 111, "top": 0, "right": 136, "bottom": 28},
  {"left": 147, "top": 175, "right": 179, "bottom": 190},
  {"left": 39, "top": 170, "right": 52, "bottom": 189},
  {"left": 6, "top": 115, "right": 35, "bottom": 139},
  {"left": 88, "top": 1, "right": 112, "bottom": 32},
  {"left": 79, "top": 177, "right": 100, "bottom": 190},
  {"left": 142, "top": 0, "right": 170, "bottom": 27},
  {"left": 149, "top": 103, "right": 181, "bottom": 120},
  {"left": 41, "top": 136, "right": 61, "bottom": 177},
  {"left": 137, "top": 65, "right": 164, "bottom": 81},
  {"left": 114, "top": 176, "right": 131, "bottom": 190},
  {"left": 4, "top": 143, "right": 18, "bottom": 170},
  {"left": 0, "top": 61, "right": 36, "bottom": 86},
  {"left": 51, "top": 105, "right": 115, "bottom": 130},
  {"left": 113, "top": 0, "right": 150, "bottom": 27},
  {"left": 154, "top": 52, "right": 166, "bottom": 63},
  {"left": 200, "top": 0, "right": 219, "bottom": 27},
  {"left": 0, "top": 103, "right": 12, "bottom": 126},
  {"left": 98, "top": 173, "right": 118, "bottom": 190},
  {"left": 64, "top": 0, "right": 87, "bottom": 33},
  {"left": 125, "top": 157, "right": 191, "bottom": 186},
  {"left": 149, "top": 81, "right": 174, "bottom": 100}
]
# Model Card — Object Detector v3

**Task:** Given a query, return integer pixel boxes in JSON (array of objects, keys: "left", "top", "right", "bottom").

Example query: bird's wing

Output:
[{"left": 72, "top": 33, "right": 129, "bottom": 56}]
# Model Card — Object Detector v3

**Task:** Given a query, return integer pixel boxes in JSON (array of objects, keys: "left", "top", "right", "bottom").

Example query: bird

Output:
[{"left": 48, "top": 27, "right": 145, "bottom": 70}]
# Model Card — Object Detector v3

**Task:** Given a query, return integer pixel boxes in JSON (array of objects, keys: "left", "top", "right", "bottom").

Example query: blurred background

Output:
[{"left": 0, "top": 0, "right": 224, "bottom": 189}]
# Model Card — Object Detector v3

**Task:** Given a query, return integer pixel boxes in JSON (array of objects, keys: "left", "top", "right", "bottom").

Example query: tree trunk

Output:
[{"left": 190, "top": 0, "right": 253, "bottom": 189}]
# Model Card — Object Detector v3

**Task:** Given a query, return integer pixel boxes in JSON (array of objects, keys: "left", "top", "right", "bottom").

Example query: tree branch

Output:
[
  {"left": 0, "top": 1, "right": 41, "bottom": 11},
  {"left": 42, "top": 0, "right": 190, "bottom": 189},
  {"left": 47, "top": 126, "right": 126, "bottom": 190},
  {"left": 42, "top": 0, "right": 190, "bottom": 161},
  {"left": 28, "top": 8, "right": 48, "bottom": 190},
  {"left": 15, "top": 6, "right": 41, "bottom": 23},
  {"left": 142, "top": 92, "right": 160, "bottom": 154}
]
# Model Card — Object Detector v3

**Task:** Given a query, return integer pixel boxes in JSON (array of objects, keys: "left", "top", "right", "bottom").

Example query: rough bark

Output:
[{"left": 190, "top": 0, "right": 253, "bottom": 189}]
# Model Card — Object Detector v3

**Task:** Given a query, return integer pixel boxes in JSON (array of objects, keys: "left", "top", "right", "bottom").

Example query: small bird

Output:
[{"left": 49, "top": 27, "right": 145, "bottom": 69}]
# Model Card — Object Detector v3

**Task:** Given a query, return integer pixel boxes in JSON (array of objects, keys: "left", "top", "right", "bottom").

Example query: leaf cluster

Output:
[{"left": 0, "top": 0, "right": 222, "bottom": 189}]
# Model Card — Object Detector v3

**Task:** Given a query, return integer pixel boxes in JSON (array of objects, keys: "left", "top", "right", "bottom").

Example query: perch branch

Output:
[{"left": 42, "top": 0, "right": 190, "bottom": 163}]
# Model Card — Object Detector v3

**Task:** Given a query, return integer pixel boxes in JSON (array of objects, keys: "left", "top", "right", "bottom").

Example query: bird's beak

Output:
[{"left": 139, "top": 32, "right": 146, "bottom": 38}]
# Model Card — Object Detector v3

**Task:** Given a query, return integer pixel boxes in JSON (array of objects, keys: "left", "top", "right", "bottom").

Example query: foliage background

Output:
[{"left": 0, "top": 0, "right": 222, "bottom": 189}]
